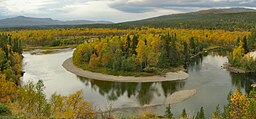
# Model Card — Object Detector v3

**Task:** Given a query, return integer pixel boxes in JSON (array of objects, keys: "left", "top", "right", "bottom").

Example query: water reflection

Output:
[
  {"left": 22, "top": 49, "right": 256, "bottom": 117},
  {"left": 189, "top": 54, "right": 204, "bottom": 72},
  {"left": 189, "top": 51, "right": 255, "bottom": 94},
  {"left": 229, "top": 73, "right": 256, "bottom": 94},
  {"left": 79, "top": 77, "right": 185, "bottom": 106}
]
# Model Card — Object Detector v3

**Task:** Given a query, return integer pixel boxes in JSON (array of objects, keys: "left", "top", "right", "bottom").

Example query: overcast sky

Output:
[{"left": 0, "top": 0, "right": 256, "bottom": 22}]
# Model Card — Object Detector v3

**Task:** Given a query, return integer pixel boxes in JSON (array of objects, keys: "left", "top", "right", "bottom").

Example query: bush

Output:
[
  {"left": 0, "top": 103, "right": 11, "bottom": 116},
  {"left": 143, "top": 67, "right": 157, "bottom": 73},
  {"left": 121, "top": 57, "right": 135, "bottom": 71},
  {"left": 49, "top": 39, "right": 61, "bottom": 46}
]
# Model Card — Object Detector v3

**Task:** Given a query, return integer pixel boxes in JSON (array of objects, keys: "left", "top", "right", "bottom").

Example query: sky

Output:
[{"left": 0, "top": 0, "right": 256, "bottom": 22}]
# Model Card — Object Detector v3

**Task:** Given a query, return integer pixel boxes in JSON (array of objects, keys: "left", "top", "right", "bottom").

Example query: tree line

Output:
[
  {"left": 73, "top": 29, "right": 248, "bottom": 75},
  {"left": 1, "top": 28, "right": 249, "bottom": 48}
]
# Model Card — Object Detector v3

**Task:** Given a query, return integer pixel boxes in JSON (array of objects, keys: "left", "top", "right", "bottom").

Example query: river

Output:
[{"left": 22, "top": 48, "right": 255, "bottom": 117}]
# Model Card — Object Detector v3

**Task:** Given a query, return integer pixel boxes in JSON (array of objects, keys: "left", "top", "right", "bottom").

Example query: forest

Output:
[
  {"left": 0, "top": 26, "right": 255, "bottom": 118},
  {"left": 72, "top": 28, "right": 249, "bottom": 76},
  {"left": 115, "top": 12, "right": 256, "bottom": 31}
]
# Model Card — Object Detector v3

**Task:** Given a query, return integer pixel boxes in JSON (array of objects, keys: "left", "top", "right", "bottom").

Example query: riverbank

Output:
[
  {"left": 223, "top": 63, "right": 247, "bottom": 73},
  {"left": 63, "top": 58, "right": 189, "bottom": 82}
]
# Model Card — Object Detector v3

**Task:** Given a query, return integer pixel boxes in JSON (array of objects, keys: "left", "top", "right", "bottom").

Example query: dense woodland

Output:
[
  {"left": 0, "top": 25, "right": 255, "bottom": 118},
  {"left": 1, "top": 28, "right": 249, "bottom": 48},
  {"left": 72, "top": 29, "right": 249, "bottom": 75}
]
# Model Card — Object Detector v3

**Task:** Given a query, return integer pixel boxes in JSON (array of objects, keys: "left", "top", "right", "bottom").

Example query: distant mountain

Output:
[
  {"left": 0, "top": 16, "right": 113, "bottom": 28},
  {"left": 1, "top": 8, "right": 256, "bottom": 30},
  {"left": 115, "top": 8, "right": 256, "bottom": 31}
]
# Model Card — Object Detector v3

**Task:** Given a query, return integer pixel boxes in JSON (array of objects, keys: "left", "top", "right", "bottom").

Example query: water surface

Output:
[{"left": 22, "top": 49, "right": 255, "bottom": 117}]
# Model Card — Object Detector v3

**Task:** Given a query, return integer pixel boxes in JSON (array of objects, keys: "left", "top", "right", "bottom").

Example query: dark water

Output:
[{"left": 22, "top": 49, "right": 255, "bottom": 117}]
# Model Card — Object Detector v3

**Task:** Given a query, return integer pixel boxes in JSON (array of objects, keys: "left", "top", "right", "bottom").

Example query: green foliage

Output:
[
  {"left": 112, "top": 60, "right": 121, "bottom": 71},
  {"left": 121, "top": 56, "right": 135, "bottom": 71},
  {"left": 49, "top": 39, "right": 61, "bottom": 46},
  {"left": 247, "top": 29, "right": 256, "bottom": 51},
  {"left": 164, "top": 104, "right": 174, "bottom": 119},
  {"left": 143, "top": 67, "right": 157, "bottom": 73},
  {"left": 131, "top": 35, "right": 139, "bottom": 55},
  {"left": 195, "top": 107, "right": 205, "bottom": 119},
  {"left": 3, "top": 68, "right": 16, "bottom": 82},
  {"left": 179, "top": 108, "right": 188, "bottom": 119},
  {"left": 242, "top": 36, "right": 249, "bottom": 53},
  {"left": 114, "top": 12, "right": 256, "bottom": 31},
  {"left": 183, "top": 41, "right": 190, "bottom": 63},
  {"left": 0, "top": 49, "right": 7, "bottom": 70},
  {"left": 157, "top": 48, "right": 170, "bottom": 68},
  {"left": 0, "top": 103, "right": 11, "bottom": 116}
]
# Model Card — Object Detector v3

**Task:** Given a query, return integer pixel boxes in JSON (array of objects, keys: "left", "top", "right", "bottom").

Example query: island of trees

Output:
[{"left": 72, "top": 28, "right": 249, "bottom": 76}]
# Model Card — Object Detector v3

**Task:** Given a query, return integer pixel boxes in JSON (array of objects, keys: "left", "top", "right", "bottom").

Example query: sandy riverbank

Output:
[
  {"left": 62, "top": 58, "right": 190, "bottom": 82},
  {"left": 165, "top": 89, "right": 196, "bottom": 105}
]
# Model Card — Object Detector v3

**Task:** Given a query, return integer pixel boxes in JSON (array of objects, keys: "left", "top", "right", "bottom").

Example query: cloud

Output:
[
  {"left": 109, "top": 0, "right": 256, "bottom": 13},
  {"left": 0, "top": 0, "right": 255, "bottom": 22}
]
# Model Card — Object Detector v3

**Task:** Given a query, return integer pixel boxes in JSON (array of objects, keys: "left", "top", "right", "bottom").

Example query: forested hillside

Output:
[{"left": 117, "top": 11, "right": 256, "bottom": 31}]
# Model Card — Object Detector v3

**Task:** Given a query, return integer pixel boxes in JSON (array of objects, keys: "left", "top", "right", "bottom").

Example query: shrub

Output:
[
  {"left": 143, "top": 67, "right": 157, "bottom": 73},
  {"left": 0, "top": 103, "right": 11, "bottom": 116}
]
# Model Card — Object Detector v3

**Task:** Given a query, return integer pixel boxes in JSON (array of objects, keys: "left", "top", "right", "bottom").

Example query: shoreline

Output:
[
  {"left": 62, "top": 57, "right": 190, "bottom": 82},
  {"left": 223, "top": 63, "right": 248, "bottom": 73}
]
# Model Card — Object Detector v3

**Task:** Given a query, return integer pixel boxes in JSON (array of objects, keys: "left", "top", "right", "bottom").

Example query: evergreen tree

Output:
[
  {"left": 157, "top": 48, "right": 170, "bottom": 68},
  {"left": 164, "top": 104, "right": 174, "bottom": 119},
  {"left": 131, "top": 35, "right": 139, "bottom": 55},
  {"left": 125, "top": 35, "right": 131, "bottom": 57},
  {"left": 195, "top": 107, "right": 205, "bottom": 119},
  {"left": 169, "top": 38, "right": 178, "bottom": 66},
  {"left": 179, "top": 108, "right": 188, "bottom": 118},
  {"left": 183, "top": 42, "right": 190, "bottom": 64},
  {"left": 189, "top": 37, "right": 196, "bottom": 55},
  {"left": 242, "top": 36, "right": 249, "bottom": 53},
  {"left": 248, "top": 29, "right": 256, "bottom": 51}
]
